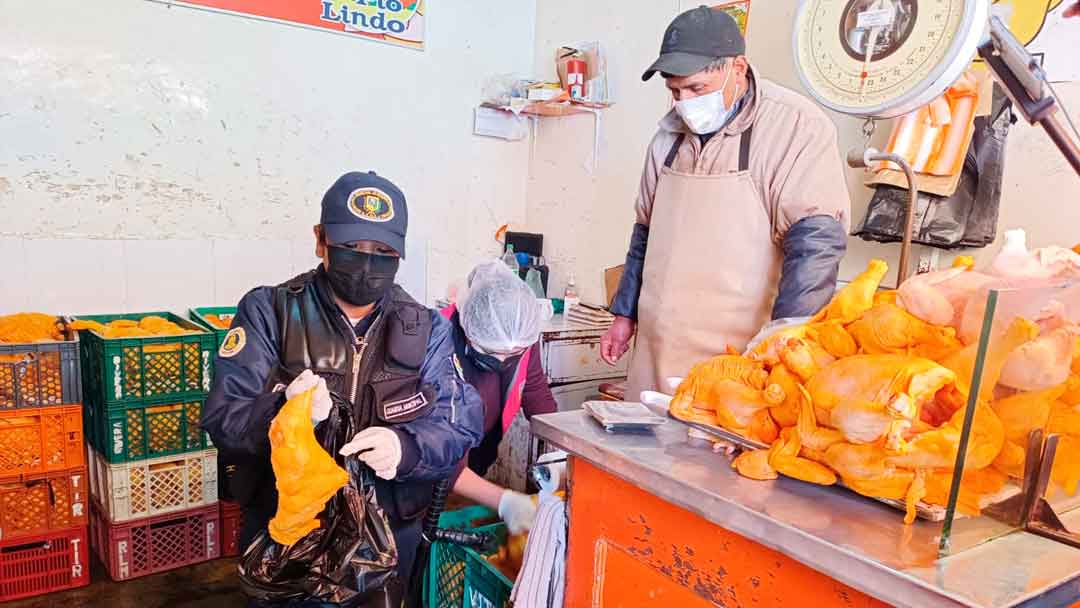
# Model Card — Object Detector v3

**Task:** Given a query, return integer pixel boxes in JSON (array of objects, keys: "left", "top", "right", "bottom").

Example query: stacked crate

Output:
[
  {"left": 74, "top": 313, "right": 222, "bottom": 580},
  {"left": 188, "top": 307, "right": 243, "bottom": 557},
  {"left": 0, "top": 328, "right": 91, "bottom": 600}
]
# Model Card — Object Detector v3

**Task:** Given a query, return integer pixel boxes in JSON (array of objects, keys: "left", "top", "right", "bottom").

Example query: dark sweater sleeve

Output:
[
  {"left": 772, "top": 215, "right": 847, "bottom": 319},
  {"left": 609, "top": 223, "right": 649, "bottom": 320},
  {"left": 521, "top": 342, "right": 557, "bottom": 419}
]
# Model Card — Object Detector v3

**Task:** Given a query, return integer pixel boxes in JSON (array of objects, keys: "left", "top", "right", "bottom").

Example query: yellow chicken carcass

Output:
[
  {"left": 268, "top": 388, "right": 349, "bottom": 546},
  {"left": 806, "top": 355, "right": 962, "bottom": 450},
  {"left": 749, "top": 326, "right": 835, "bottom": 376},
  {"left": 922, "top": 466, "right": 1008, "bottom": 516},
  {"left": 1066, "top": 344, "right": 1080, "bottom": 405},
  {"left": 767, "top": 428, "right": 837, "bottom": 486},
  {"left": 874, "top": 290, "right": 899, "bottom": 306},
  {"left": 669, "top": 355, "right": 779, "bottom": 443},
  {"left": 886, "top": 403, "right": 1004, "bottom": 471},
  {"left": 1050, "top": 435, "right": 1080, "bottom": 497},
  {"left": 795, "top": 385, "right": 845, "bottom": 454},
  {"left": 939, "top": 317, "right": 1039, "bottom": 404},
  {"left": 846, "top": 303, "right": 963, "bottom": 361},
  {"left": 822, "top": 443, "right": 914, "bottom": 500},
  {"left": 821, "top": 442, "right": 927, "bottom": 523},
  {"left": 0, "top": 313, "right": 64, "bottom": 343},
  {"left": 1048, "top": 400, "right": 1080, "bottom": 437},
  {"left": 764, "top": 364, "right": 801, "bottom": 428},
  {"left": 70, "top": 316, "right": 192, "bottom": 338},
  {"left": 992, "top": 384, "right": 1067, "bottom": 445},
  {"left": 811, "top": 259, "right": 890, "bottom": 325},
  {"left": 1000, "top": 326, "right": 1080, "bottom": 392},
  {"left": 808, "top": 321, "right": 858, "bottom": 359},
  {"left": 953, "top": 256, "right": 975, "bottom": 270},
  {"left": 732, "top": 449, "right": 777, "bottom": 480},
  {"left": 993, "top": 439, "right": 1027, "bottom": 479}
]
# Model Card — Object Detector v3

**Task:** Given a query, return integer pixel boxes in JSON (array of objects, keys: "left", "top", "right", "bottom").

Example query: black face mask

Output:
[
  {"left": 465, "top": 343, "right": 521, "bottom": 374},
  {"left": 325, "top": 245, "right": 400, "bottom": 306}
]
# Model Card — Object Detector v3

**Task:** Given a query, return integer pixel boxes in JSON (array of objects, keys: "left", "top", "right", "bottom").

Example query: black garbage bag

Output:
[
  {"left": 854, "top": 87, "right": 1014, "bottom": 250},
  {"left": 238, "top": 403, "right": 401, "bottom": 607}
]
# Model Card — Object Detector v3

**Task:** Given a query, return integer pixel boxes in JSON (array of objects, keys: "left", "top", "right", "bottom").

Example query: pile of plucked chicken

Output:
[{"left": 670, "top": 231, "right": 1080, "bottom": 523}]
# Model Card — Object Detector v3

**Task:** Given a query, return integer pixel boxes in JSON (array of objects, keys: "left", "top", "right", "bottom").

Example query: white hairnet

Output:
[{"left": 459, "top": 260, "right": 542, "bottom": 354}]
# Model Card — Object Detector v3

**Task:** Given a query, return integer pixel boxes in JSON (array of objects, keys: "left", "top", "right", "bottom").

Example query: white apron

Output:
[{"left": 626, "top": 128, "right": 783, "bottom": 399}]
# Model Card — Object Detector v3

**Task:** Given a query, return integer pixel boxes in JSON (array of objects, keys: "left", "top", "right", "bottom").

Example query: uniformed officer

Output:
[{"left": 201, "top": 171, "right": 484, "bottom": 603}]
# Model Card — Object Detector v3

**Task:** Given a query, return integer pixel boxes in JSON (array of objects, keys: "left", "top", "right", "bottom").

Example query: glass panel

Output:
[{"left": 939, "top": 278, "right": 1080, "bottom": 554}]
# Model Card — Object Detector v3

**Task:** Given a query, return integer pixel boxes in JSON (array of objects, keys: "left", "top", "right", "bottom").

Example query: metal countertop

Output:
[{"left": 532, "top": 410, "right": 1080, "bottom": 608}]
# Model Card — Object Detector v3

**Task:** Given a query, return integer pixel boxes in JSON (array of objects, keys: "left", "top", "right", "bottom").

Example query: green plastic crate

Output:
[
  {"left": 427, "top": 506, "right": 513, "bottom": 608},
  {"left": 85, "top": 393, "right": 211, "bottom": 463},
  {"left": 74, "top": 312, "right": 215, "bottom": 408},
  {"left": 188, "top": 307, "right": 237, "bottom": 352}
]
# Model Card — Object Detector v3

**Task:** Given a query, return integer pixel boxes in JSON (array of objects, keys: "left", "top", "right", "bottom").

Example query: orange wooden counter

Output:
[{"left": 532, "top": 410, "right": 1080, "bottom": 608}]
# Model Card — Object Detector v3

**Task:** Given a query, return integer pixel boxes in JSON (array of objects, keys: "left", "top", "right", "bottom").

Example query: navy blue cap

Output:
[
  {"left": 320, "top": 171, "right": 408, "bottom": 258},
  {"left": 642, "top": 6, "right": 745, "bottom": 81}
]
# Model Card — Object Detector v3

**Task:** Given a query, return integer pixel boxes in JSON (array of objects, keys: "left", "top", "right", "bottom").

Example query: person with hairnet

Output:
[{"left": 441, "top": 261, "right": 558, "bottom": 534}]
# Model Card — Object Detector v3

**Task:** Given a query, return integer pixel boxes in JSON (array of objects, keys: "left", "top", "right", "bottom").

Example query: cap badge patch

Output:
[
  {"left": 219, "top": 327, "right": 247, "bottom": 358},
  {"left": 347, "top": 187, "right": 395, "bottom": 223}
]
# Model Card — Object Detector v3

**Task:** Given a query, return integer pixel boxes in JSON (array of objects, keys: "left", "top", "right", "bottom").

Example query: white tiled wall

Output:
[{"left": 0, "top": 237, "right": 428, "bottom": 317}]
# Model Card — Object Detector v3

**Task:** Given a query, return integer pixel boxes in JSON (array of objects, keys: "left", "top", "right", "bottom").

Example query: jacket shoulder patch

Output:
[
  {"left": 219, "top": 327, "right": 247, "bottom": 358},
  {"left": 383, "top": 392, "right": 429, "bottom": 420}
]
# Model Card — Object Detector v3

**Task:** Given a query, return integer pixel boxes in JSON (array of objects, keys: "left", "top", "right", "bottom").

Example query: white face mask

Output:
[{"left": 674, "top": 67, "right": 739, "bottom": 135}]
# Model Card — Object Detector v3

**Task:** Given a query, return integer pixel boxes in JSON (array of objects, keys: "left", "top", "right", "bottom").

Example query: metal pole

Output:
[
  {"left": 1038, "top": 113, "right": 1080, "bottom": 175},
  {"left": 847, "top": 148, "right": 920, "bottom": 285}
]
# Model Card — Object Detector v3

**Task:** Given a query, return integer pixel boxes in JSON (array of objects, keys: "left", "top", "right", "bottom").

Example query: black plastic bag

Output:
[
  {"left": 238, "top": 403, "right": 401, "bottom": 607},
  {"left": 854, "top": 88, "right": 1013, "bottom": 250}
]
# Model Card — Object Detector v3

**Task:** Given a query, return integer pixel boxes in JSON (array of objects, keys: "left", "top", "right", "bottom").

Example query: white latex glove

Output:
[
  {"left": 339, "top": 427, "right": 402, "bottom": 480},
  {"left": 498, "top": 490, "right": 538, "bottom": 535},
  {"left": 285, "top": 370, "right": 332, "bottom": 425},
  {"left": 742, "top": 316, "right": 813, "bottom": 355}
]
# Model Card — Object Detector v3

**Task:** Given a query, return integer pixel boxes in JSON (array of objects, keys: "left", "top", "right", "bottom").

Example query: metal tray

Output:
[{"left": 641, "top": 391, "right": 947, "bottom": 522}]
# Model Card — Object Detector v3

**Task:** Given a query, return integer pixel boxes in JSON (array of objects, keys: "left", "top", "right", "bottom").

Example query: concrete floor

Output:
[{"left": 9, "top": 558, "right": 247, "bottom": 608}]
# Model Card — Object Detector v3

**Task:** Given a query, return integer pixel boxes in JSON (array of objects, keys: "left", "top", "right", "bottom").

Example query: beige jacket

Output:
[{"left": 634, "top": 66, "right": 852, "bottom": 243}]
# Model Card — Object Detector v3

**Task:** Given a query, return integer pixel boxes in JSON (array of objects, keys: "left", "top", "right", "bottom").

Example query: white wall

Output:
[
  {"left": 0, "top": 0, "right": 537, "bottom": 315},
  {"left": 528, "top": 1, "right": 1080, "bottom": 302}
]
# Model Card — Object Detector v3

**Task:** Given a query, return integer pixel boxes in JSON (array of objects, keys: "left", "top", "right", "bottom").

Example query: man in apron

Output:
[{"left": 601, "top": 7, "right": 852, "bottom": 399}]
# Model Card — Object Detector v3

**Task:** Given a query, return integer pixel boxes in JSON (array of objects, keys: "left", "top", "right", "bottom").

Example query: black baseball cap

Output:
[
  {"left": 320, "top": 171, "right": 408, "bottom": 258},
  {"left": 642, "top": 6, "right": 745, "bottom": 81}
]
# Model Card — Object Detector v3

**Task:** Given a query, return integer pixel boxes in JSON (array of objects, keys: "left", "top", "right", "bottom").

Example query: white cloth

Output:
[{"left": 510, "top": 491, "right": 566, "bottom": 608}]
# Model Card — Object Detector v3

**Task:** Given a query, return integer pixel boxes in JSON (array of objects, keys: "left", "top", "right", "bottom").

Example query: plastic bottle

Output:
[
  {"left": 501, "top": 245, "right": 520, "bottom": 275},
  {"left": 525, "top": 268, "right": 546, "bottom": 298},
  {"left": 563, "top": 274, "right": 580, "bottom": 311}
]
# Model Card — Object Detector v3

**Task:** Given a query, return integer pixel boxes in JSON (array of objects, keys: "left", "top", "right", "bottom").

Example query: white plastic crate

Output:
[{"left": 87, "top": 445, "right": 218, "bottom": 523}]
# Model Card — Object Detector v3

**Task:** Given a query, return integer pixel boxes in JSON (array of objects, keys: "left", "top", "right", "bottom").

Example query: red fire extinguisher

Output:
[{"left": 566, "top": 58, "right": 587, "bottom": 100}]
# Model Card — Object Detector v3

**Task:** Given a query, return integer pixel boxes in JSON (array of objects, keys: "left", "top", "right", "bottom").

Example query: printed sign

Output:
[{"left": 148, "top": 0, "right": 426, "bottom": 50}]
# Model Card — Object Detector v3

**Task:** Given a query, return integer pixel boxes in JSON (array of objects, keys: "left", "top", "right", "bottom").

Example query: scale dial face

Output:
[{"left": 794, "top": 0, "right": 988, "bottom": 118}]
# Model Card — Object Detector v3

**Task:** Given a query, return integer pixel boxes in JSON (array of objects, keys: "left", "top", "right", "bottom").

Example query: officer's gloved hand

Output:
[
  {"left": 340, "top": 428, "right": 402, "bottom": 480},
  {"left": 286, "top": 370, "right": 332, "bottom": 425},
  {"left": 498, "top": 490, "right": 538, "bottom": 534}
]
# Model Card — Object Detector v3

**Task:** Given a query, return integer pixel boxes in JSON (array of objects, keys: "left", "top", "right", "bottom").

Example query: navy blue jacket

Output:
[{"left": 201, "top": 283, "right": 485, "bottom": 485}]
